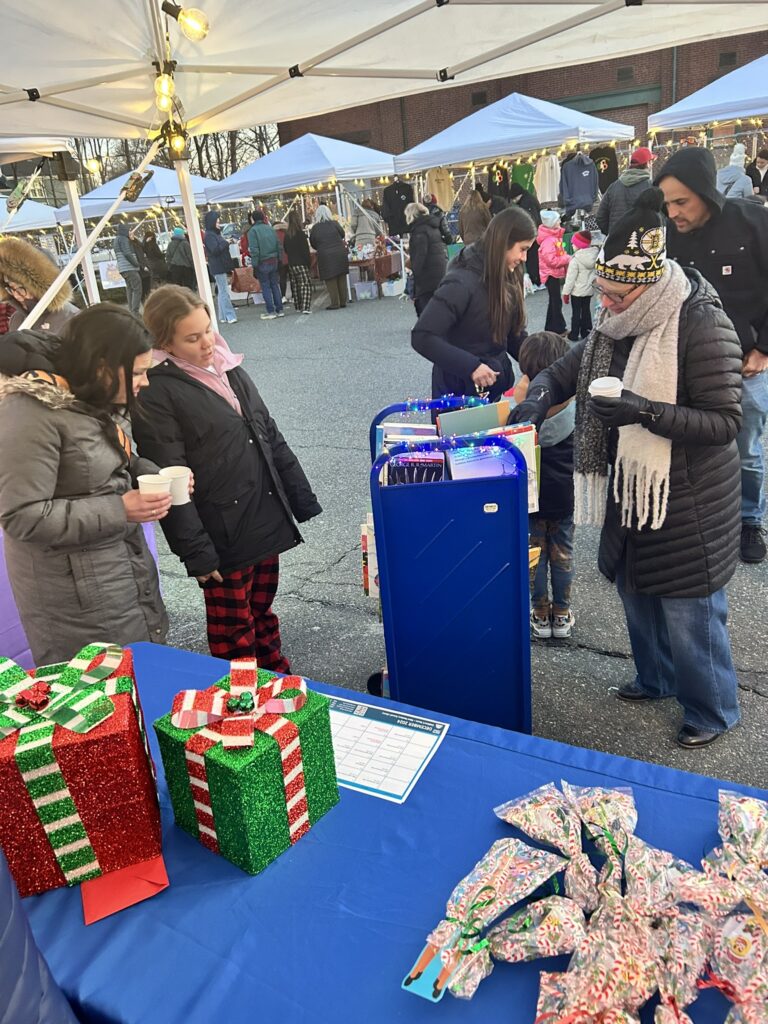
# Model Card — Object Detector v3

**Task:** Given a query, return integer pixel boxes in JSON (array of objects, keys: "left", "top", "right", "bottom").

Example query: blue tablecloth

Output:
[{"left": 23, "top": 643, "right": 766, "bottom": 1024}]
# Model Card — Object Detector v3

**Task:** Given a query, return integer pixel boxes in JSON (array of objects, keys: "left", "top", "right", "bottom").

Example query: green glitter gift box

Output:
[{"left": 154, "top": 662, "right": 339, "bottom": 875}]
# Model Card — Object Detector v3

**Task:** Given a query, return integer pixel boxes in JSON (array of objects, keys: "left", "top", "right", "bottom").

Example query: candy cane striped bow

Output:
[
  {"left": 0, "top": 642, "right": 124, "bottom": 738},
  {"left": 170, "top": 659, "right": 308, "bottom": 747}
]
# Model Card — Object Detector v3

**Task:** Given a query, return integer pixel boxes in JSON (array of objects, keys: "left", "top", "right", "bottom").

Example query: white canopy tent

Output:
[
  {"left": 56, "top": 163, "right": 217, "bottom": 222},
  {"left": 0, "top": 196, "right": 58, "bottom": 231},
  {"left": 649, "top": 53, "right": 768, "bottom": 131},
  {"left": 394, "top": 92, "right": 634, "bottom": 173},
  {"left": 0, "top": 135, "right": 99, "bottom": 304},
  {"left": 2, "top": 0, "right": 767, "bottom": 327},
  {"left": 206, "top": 134, "right": 394, "bottom": 202}
]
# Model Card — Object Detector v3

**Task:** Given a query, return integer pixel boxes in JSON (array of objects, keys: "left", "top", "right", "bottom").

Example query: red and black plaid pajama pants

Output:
[{"left": 201, "top": 556, "right": 291, "bottom": 673}]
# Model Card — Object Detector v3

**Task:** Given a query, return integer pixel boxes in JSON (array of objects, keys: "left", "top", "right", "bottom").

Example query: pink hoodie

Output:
[
  {"left": 153, "top": 332, "right": 244, "bottom": 414},
  {"left": 537, "top": 224, "right": 570, "bottom": 284}
]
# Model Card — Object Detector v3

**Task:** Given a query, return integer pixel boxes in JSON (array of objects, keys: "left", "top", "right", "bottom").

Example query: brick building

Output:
[{"left": 279, "top": 31, "right": 768, "bottom": 153}]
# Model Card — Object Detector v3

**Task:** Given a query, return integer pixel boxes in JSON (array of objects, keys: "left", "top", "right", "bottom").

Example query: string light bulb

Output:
[
  {"left": 161, "top": 2, "right": 210, "bottom": 41},
  {"left": 85, "top": 157, "right": 101, "bottom": 174}
]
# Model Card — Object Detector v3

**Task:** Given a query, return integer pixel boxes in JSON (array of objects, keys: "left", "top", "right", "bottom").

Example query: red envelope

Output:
[{"left": 80, "top": 854, "right": 169, "bottom": 925}]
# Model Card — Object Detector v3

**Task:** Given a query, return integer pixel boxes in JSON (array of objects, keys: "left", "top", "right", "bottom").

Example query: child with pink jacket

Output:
[{"left": 537, "top": 210, "right": 570, "bottom": 335}]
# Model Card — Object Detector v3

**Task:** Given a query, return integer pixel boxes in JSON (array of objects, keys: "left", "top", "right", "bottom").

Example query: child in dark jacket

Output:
[
  {"left": 513, "top": 332, "right": 575, "bottom": 638},
  {"left": 134, "top": 285, "right": 322, "bottom": 670}
]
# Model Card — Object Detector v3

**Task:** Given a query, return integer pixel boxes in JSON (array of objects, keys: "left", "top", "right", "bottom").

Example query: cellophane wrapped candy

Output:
[
  {"left": 495, "top": 784, "right": 600, "bottom": 912},
  {"left": 718, "top": 791, "right": 768, "bottom": 869},
  {"left": 704, "top": 845, "right": 768, "bottom": 918},
  {"left": 487, "top": 895, "right": 587, "bottom": 964},
  {"left": 651, "top": 908, "right": 715, "bottom": 1024},
  {"left": 706, "top": 913, "right": 768, "bottom": 1024},
  {"left": 424, "top": 837, "right": 566, "bottom": 999},
  {"left": 535, "top": 967, "right": 641, "bottom": 1024},
  {"left": 562, "top": 782, "right": 638, "bottom": 896}
]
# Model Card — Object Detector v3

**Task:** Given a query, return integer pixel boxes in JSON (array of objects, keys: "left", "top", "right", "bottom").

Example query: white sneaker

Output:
[
  {"left": 531, "top": 611, "right": 552, "bottom": 639},
  {"left": 226, "top": 317, "right": 238, "bottom": 324},
  {"left": 276, "top": 311, "right": 286, "bottom": 317},
  {"left": 261, "top": 313, "right": 277, "bottom": 320},
  {"left": 552, "top": 611, "right": 575, "bottom": 639},
  {"left": 301, "top": 310, "right": 312, "bottom": 315}
]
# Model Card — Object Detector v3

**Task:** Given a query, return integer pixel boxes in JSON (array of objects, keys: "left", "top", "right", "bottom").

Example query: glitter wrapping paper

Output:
[
  {"left": 495, "top": 783, "right": 600, "bottom": 912},
  {"left": 487, "top": 895, "right": 587, "bottom": 963},
  {"left": 154, "top": 667, "right": 339, "bottom": 875},
  {"left": 562, "top": 783, "right": 638, "bottom": 896},
  {"left": 424, "top": 837, "right": 566, "bottom": 999},
  {"left": 0, "top": 647, "right": 161, "bottom": 898}
]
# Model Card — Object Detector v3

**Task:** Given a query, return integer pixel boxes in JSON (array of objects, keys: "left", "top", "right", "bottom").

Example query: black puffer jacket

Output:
[
  {"left": 0, "top": 329, "right": 60, "bottom": 375},
  {"left": 411, "top": 243, "right": 526, "bottom": 401},
  {"left": 134, "top": 361, "right": 322, "bottom": 577},
  {"left": 408, "top": 214, "right": 447, "bottom": 299},
  {"left": 309, "top": 220, "right": 349, "bottom": 280},
  {"left": 530, "top": 270, "right": 742, "bottom": 597}
]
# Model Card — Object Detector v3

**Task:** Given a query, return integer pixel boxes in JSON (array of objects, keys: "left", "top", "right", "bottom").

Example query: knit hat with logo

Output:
[{"left": 595, "top": 187, "right": 667, "bottom": 284}]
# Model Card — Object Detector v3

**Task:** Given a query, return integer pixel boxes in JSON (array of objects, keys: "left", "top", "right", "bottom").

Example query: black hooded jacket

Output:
[
  {"left": 408, "top": 214, "right": 448, "bottom": 298},
  {"left": 656, "top": 147, "right": 768, "bottom": 356},
  {"left": 0, "top": 329, "right": 61, "bottom": 376},
  {"left": 411, "top": 243, "right": 526, "bottom": 400}
]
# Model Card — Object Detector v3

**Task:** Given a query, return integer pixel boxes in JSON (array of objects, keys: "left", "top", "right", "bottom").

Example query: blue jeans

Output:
[
  {"left": 529, "top": 515, "right": 574, "bottom": 616},
  {"left": 736, "top": 371, "right": 768, "bottom": 525},
  {"left": 257, "top": 259, "right": 283, "bottom": 314},
  {"left": 214, "top": 273, "right": 237, "bottom": 322},
  {"left": 615, "top": 562, "right": 740, "bottom": 734}
]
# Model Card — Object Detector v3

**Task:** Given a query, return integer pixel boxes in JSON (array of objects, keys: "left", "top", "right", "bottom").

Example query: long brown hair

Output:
[
  {"left": 143, "top": 284, "right": 209, "bottom": 349},
  {"left": 482, "top": 206, "right": 536, "bottom": 345},
  {"left": 286, "top": 207, "right": 305, "bottom": 236}
]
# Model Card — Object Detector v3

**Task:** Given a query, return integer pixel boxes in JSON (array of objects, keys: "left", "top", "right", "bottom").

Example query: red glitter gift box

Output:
[{"left": 0, "top": 644, "right": 162, "bottom": 898}]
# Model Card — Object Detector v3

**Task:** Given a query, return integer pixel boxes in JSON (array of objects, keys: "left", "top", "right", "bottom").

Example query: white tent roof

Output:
[
  {"left": 0, "top": 137, "right": 75, "bottom": 164},
  {"left": 206, "top": 134, "right": 394, "bottom": 202},
  {"left": 0, "top": 3, "right": 766, "bottom": 139},
  {"left": 55, "top": 163, "right": 216, "bottom": 223},
  {"left": 648, "top": 54, "right": 768, "bottom": 132},
  {"left": 394, "top": 92, "right": 634, "bottom": 173},
  {"left": 0, "top": 196, "right": 59, "bottom": 231}
]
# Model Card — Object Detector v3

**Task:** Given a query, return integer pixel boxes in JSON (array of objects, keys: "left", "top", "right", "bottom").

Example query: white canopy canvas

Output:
[
  {"left": 206, "top": 134, "right": 394, "bottom": 202},
  {"left": 0, "top": 137, "right": 75, "bottom": 164},
  {"left": 394, "top": 92, "right": 634, "bottom": 173},
  {"left": 0, "top": 2, "right": 766, "bottom": 139},
  {"left": 55, "top": 163, "right": 216, "bottom": 223},
  {"left": 0, "top": 196, "right": 58, "bottom": 231},
  {"left": 649, "top": 54, "right": 768, "bottom": 132}
]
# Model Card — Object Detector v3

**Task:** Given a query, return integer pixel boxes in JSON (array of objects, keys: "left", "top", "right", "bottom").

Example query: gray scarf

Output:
[{"left": 574, "top": 260, "right": 690, "bottom": 529}]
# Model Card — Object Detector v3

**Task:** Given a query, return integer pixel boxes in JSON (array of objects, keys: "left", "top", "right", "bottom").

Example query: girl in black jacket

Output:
[
  {"left": 284, "top": 208, "right": 313, "bottom": 314},
  {"left": 405, "top": 202, "right": 447, "bottom": 317},
  {"left": 412, "top": 206, "right": 536, "bottom": 400},
  {"left": 134, "top": 285, "right": 322, "bottom": 670}
]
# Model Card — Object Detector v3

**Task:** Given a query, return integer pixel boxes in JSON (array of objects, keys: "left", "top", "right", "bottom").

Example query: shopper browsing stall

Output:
[
  {"left": 405, "top": 201, "right": 448, "bottom": 317},
  {"left": 309, "top": 204, "right": 350, "bottom": 310},
  {"left": 203, "top": 210, "right": 238, "bottom": 325},
  {"left": 458, "top": 187, "right": 492, "bottom": 244},
  {"left": 537, "top": 210, "right": 570, "bottom": 335},
  {"left": 247, "top": 209, "right": 285, "bottom": 320},
  {"left": 0, "top": 304, "right": 169, "bottom": 664},
  {"left": 411, "top": 206, "right": 535, "bottom": 400},
  {"left": 135, "top": 285, "right": 322, "bottom": 670},
  {"left": 511, "top": 189, "right": 743, "bottom": 750},
  {"left": 562, "top": 231, "right": 598, "bottom": 341},
  {"left": 284, "top": 208, "right": 313, "bottom": 315}
]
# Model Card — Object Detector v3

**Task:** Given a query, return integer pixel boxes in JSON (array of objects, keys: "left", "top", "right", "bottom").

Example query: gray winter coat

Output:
[
  {"left": 0, "top": 376, "right": 168, "bottom": 664},
  {"left": 114, "top": 225, "right": 140, "bottom": 274},
  {"left": 350, "top": 208, "right": 385, "bottom": 248},
  {"left": 596, "top": 169, "right": 653, "bottom": 234},
  {"left": 716, "top": 165, "right": 754, "bottom": 199}
]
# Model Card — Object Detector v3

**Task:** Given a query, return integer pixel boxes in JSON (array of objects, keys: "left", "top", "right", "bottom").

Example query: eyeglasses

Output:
[
  {"left": 594, "top": 283, "right": 642, "bottom": 304},
  {"left": 5, "top": 281, "right": 29, "bottom": 298}
]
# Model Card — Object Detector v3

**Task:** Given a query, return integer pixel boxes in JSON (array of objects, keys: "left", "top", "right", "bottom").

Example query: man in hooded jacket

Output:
[
  {"left": 657, "top": 147, "right": 768, "bottom": 564},
  {"left": 596, "top": 147, "right": 654, "bottom": 235}
]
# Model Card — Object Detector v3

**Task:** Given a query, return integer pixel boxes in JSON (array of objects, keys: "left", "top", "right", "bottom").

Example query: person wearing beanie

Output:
[
  {"left": 165, "top": 226, "right": 196, "bottom": 291},
  {"left": 716, "top": 143, "right": 754, "bottom": 199},
  {"left": 562, "top": 231, "right": 599, "bottom": 341},
  {"left": 537, "top": 209, "right": 570, "bottom": 334},
  {"left": 595, "top": 146, "right": 654, "bottom": 236},
  {"left": 0, "top": 238, "right": 78, "bottom": 333},
  {"left": 657, "top": 146, "right": 768, "bottom": 564},
  {"left": 510, "top": 187, "right": 744, "bottom": 749},
  {"left": 746, "top": 148, "right": 768, "bottom": 197}
]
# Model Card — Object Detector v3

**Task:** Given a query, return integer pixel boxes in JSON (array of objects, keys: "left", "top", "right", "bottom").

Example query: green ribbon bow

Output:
[{"left": 447, "top": 884, "right": 497, "bottom": 957}]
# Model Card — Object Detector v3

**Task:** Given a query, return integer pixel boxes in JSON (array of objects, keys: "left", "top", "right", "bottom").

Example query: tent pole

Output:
[
  {"left": 19, "top": 139, "right": 162, "bottom": 330},
  {"left": 335, "top": 185, "right": 352, "bottom": 303},
  {"left": 62, "top": 178, "right": 100, "bottom": 306},
  {"left": 174, "top": 156, "right": 218, "bottom": 331}
]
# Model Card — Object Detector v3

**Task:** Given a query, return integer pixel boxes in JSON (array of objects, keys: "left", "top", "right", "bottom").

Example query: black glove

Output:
[
  {"left": 507, "top": 385, "right": 552, "bottom": 429},
  {"left": 588, "top": 389, "right": 662, "bottom": 428}
]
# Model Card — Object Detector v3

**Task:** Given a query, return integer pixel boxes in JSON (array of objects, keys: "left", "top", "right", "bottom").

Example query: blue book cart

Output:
[{"left": 369, "top": 399, "right": 532, "bottom": 734}]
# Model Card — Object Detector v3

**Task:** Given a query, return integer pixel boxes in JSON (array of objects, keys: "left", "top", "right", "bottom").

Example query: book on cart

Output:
[
  {"left": 445, "top": 423, "right": 539, "bottom": 514},
  {"left": 436, "top": 399, "right": 511, "bottom": 438}
]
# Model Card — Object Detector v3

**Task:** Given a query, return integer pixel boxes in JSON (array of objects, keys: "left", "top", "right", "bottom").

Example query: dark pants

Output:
[
  {"left": 325, "top": 274, "right": 348, "bottom": 308},
  {"left": 201, "top": 556, "right": 290, "bottom": 673},
  {"left": 529, "top": 515, "right": 574, "bottom": 616},
  {"left": 544, "top": 277, "right": 566, "bottom": 334},
  {"left": 279, "top": 263, "right": 289, "bottom": 298},
  {"left": 168, "top": 265, "right": 197, "bottom": 291},
  {"left": 288, "top": 266, "right": 313, "bottom": 312},
  {"left": 568, "top": 295, "right": 593, "bottom": 341},
  {"left": 414, "top": 292, "right": 434, "bottom": 318},
  {"left": 121, "top": 270, "right": 143, "bottom": 314},
  {"left": 256, "top": 260, "right": 283, "bottom": 314},
  {"left": 526, "top": 241, "right": 541, "bottom": 286}
]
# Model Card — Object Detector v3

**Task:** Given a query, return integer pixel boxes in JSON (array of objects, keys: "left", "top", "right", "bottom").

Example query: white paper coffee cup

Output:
[
  {"left": 588, "top": 376, "right": 623, "bottom": 399},
  {"left": 159, "top": 466, "right": 192, "bottom": 506},
  {"left": 137, "top": 474, "right": 173, "bottom": 497}
]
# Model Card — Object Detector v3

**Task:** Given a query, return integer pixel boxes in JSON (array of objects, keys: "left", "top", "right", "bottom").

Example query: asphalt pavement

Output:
[{"left": 156, "top": 284, "right": 768, "bottom": 790}]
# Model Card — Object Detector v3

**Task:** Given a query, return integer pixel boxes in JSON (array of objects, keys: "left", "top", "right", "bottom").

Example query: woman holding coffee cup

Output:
[
  {"left": 511, "top": 189, "right": 744, "bottom": 750},
  {"left": 135, "top": 285, "right": 322, "bottom": 670},
  {"left": 0, "top": 304, "right": 169, "bottom": 664}
]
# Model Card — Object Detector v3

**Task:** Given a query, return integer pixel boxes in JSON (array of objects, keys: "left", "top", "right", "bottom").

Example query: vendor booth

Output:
[
  {"left": 0, "top": 196, "right": 58, "bottom": 232},
  {"left": 649, "top": 53, "right": 768, "bottom": 133}
]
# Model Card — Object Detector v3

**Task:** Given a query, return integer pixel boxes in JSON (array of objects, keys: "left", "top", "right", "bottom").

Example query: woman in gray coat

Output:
[{"left": 0, "top": 304, "right": 170, "bottom": 665}]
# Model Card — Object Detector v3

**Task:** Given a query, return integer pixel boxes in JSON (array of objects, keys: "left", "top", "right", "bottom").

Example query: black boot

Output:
[{"left": 740, "top": 523, "right": 766, "bottom": 563}]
